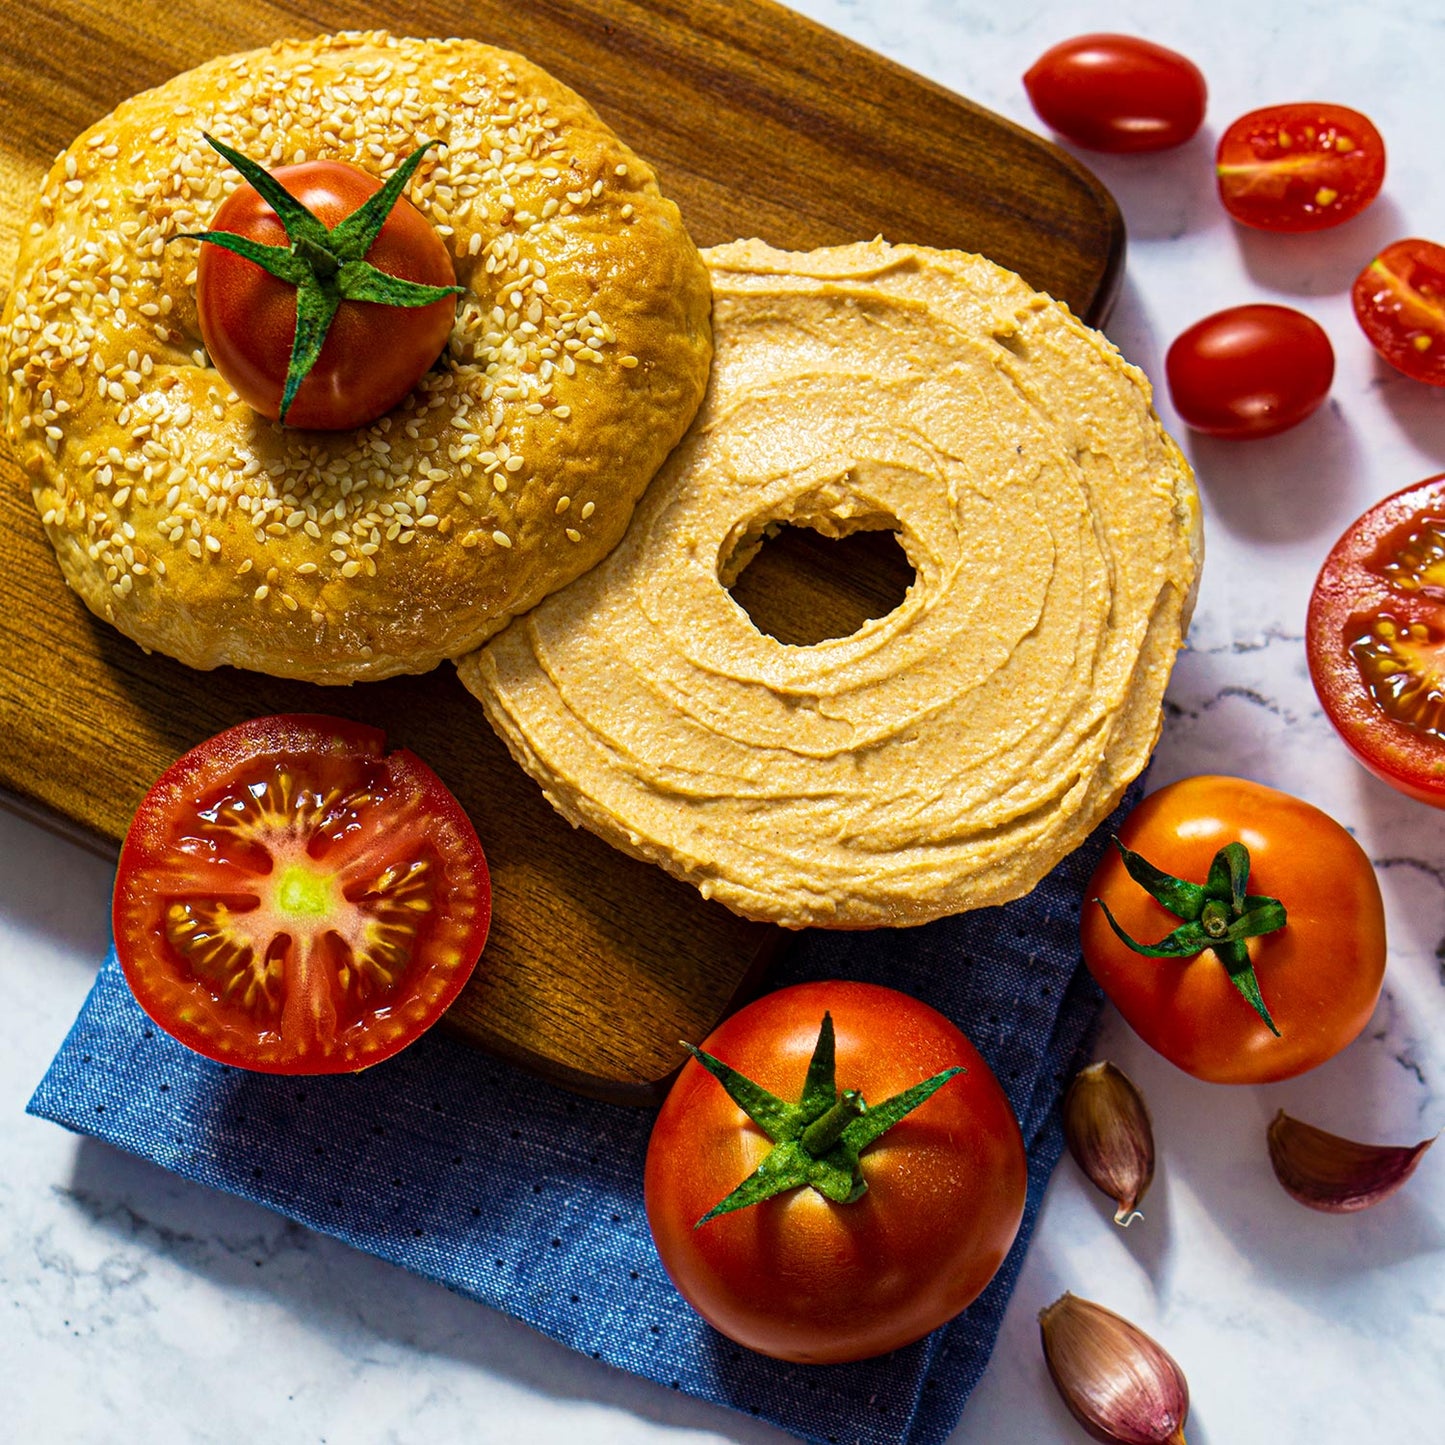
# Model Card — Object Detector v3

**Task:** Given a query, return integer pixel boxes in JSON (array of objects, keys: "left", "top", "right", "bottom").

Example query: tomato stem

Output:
[
  {"left": 1095, "top": 838, "right": 1285, "bottom": 1037},
  {"left": 685, "top": 1014, "right": 966, "bottom": 1226}
]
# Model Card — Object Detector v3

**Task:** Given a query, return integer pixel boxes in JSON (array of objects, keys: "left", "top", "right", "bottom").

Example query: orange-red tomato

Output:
[
  {"left": 196, "top": 159, "right": 458, "bottom": 429},
  {"left": 114, "top": 714, "right": 491, "bottom": 1074},
  {"left": 1081, "top": 777, "right": 1385, "bottom": 1084},
  {"left": 1216, "top": 103, "right": 1385, "bottom": 232},
  {"left": 1307, "top": 474, "right": 1445, "bottom": 804},
  {"left": 643, "top": 981, "right": 1027, "bottom": 1364}
]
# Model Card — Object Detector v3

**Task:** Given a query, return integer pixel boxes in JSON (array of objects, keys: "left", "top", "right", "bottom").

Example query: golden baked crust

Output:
[
  {"left": 460, "top": 239, "right": 1202, "bottom": 929},
  {"left": 2, "top": 31, "right": 712, "bottom": 683}
]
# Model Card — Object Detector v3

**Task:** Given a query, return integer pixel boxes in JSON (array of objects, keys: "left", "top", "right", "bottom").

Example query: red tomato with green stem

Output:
[
  {"left": 1081, "top": 777, "right": 1385, "bottom": 1085},
  {"left": 1352, "top": 239, "right": 1445, "bottom": 387},
  {"left": 114, "top": 714, "right": 491, "bottom": 1074},
  {"left": 1216, "top": 103, "right": 1385, "bottom": 232},
  {"left": 644, "top": 980, "right": 1027, "bottom": 1364},
  {"left": 1023, "top": 34, "right": 1207, "bottom": 153},
  {"left": 1165, "top": 304, "right": 1334, "bottom": 439},
  {"left": 192, "top": 137, "right": 461, "bottom": 430},
  {"left": 1308, "top": 474, "right": 1445, "bottom": 804}
]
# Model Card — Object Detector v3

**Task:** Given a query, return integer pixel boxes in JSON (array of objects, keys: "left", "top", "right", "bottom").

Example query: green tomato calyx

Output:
[
  {"left": 1094, "top": 838, "right": 1287, "bottom": 1037},
  {"left": 687, "top": 1011, "right": 964, "bottom": 1228},
  {"left": 177, "top": 134, "right": 464, "bottom": 424}
]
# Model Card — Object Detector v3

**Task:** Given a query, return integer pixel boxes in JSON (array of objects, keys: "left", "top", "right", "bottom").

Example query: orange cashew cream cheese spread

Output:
[{"left": 459, "top": 239, "right": 1202, "bottom": 928}]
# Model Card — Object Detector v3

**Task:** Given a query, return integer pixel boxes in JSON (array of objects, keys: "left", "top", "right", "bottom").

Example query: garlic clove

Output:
[
  {"left": 1039, "top": 1292, "right": 1189, "bottom": 1445},
  {"left": 1063, "top": 1060, "right": 1155, "bottom": 1226},
  {"left": 1266, "top": 1109, "right": 1436, "bottom": 1213}
]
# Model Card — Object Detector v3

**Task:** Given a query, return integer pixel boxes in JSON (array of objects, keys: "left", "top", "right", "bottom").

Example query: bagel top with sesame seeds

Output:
[{"left": 2, "top": 30, "right": 713, "bottom": 684}]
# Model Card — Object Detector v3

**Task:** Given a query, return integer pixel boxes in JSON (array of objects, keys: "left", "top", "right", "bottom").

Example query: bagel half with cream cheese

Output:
[{"left": 460, "top": 239, "right": 1201, "bottom": 929}]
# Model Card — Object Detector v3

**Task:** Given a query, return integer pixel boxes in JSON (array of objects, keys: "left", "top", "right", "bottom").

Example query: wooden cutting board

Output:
[{"left": 0, "top": 0, "right": 1122, "bottom": 1104}]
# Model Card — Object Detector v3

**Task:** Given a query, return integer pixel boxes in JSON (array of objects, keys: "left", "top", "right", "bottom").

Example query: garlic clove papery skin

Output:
[
  {"left": 1266, "top": 1110, "right": 1436, "bottom": 1213},
  {"left": 1039, "top": 1292, "right": 1189, "bottom": 1445},
  {"left": 1062, "top": 1061, "right": 1156, "bottom": 1226}
]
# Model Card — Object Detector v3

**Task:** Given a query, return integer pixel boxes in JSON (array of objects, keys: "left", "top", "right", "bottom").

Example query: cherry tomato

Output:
[
  {"left": 1215, "top": 103, "right": 1385, "bottom": 232},
  {"left": 1081, "top": 777, "right": 1386, "bottom": 1085},
  {"left": 1307, "top": 474, "right": 1445, "bottom": 805},
  {"left": 644, "top": 981, "right": 1027, "bottom": 1364},
  {"left": 196, "top": 160, "right": 458, "bottom": 429},
  {"left": 1352, "top": 239, "right": 1445, "bottom": 387},
  {"left": 1165, "top": 304, "right": 1334, "bottom": 439},
  {"left": 1023, "top": 34, "right": 1207, "bottom": 153},
  {"left": 113, "top": 715, "right": 491, "bottom": 1073}
]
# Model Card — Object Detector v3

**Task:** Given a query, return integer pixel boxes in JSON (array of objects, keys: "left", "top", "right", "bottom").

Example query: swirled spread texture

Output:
[
  {"left": 2, "top": 32, "right": 712, "bottom": 683},
  {"left": 460, "top": 240, "right": 1201, "bottom": 928}
]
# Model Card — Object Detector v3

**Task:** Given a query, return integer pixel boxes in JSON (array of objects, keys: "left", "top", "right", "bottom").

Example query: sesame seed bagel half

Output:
[
  {"left": 460, "top": 239, "right": 1202, "bottom": 929},
  {"left": 2, "top": 31, "right": 712, "bottom": 683}
]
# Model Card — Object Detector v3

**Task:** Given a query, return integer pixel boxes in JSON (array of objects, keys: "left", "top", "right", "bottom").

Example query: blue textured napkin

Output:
[{"left": 27, "top": 783, "right": 1135, "bottom": 1445}]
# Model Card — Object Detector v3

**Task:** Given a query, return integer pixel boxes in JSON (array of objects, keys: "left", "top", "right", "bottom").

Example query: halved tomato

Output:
[
  {"left": 1307, "top": 476, "right": 1445, "bottom": 806},
  {"left": 113, "top": 715, "right": 492, "bottom": 1072}
]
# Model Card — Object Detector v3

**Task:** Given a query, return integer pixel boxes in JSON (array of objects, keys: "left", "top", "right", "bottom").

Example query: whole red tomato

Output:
[
  {"left": 644, "top": 981, "right": 1027, "bottom": 1364},
  {"left": 1081, "top": 777, "right": 1385, "bottom": 1084},
  {"left": 196, "top": 159, "right": 458, "bottom": 429},
  {"left": 1165, "top": 304, "right": 1334, "bottom": 439},
  {"left": 1352, "top": 239, "right": 1445, "bottom": 387},
  {"left": 1216, "top": 103, "right": 1385, "bottom": 232},
  {"left": 1307, "top": 474, "right": 1445, "bottom": 804},
  {"left": 114, "top": 714, "right": 491, "bottom": 1073},
  {"left": 1023, "top": 34, "right": 1207, "bottom": 153}
]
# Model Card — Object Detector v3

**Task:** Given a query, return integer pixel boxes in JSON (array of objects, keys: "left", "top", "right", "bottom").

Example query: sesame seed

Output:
[{"left": 492, "top": 530, "right": 512, "bottom": 548}]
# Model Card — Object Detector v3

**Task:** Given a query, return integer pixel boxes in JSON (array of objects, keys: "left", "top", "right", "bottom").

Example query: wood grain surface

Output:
[{"left": 0, "top": 0, "right": 1123, "bottom": 1103}]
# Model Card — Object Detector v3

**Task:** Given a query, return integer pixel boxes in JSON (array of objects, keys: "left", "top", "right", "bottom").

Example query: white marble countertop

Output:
[{"left": 5, "top": 1, "right": 1443, "bottom": 1441}]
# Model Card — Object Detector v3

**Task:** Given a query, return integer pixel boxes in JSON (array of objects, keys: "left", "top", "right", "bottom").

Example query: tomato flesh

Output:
[
  {"left": 644, "top": 981, "right": 1027, "bottom": 1364},
  {"left": 1352, "top": 239, "right": 1445, "bottom": 387},
  {"left": 114, "top": 715, "right": 491, "bottom": 1072},
  {"left": 1023, "top": 34, "right": 1207, "bottom": 153},
  {"left": 1165, "top": 304, "right": 1334, "bottom": 439},
  {"left": 1216, "top": 103, "right": 1385, "bottom": 232},
  {"left": 1308, "top": 477, "right": 1445, "bottom": 805},
  {"left": 196, "top": 160, "right": 459, "bottom": 430}
]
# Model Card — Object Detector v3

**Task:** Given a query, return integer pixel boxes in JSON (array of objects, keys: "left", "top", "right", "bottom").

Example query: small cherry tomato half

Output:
[
  {"left": 644, "top": 981, "right": 1027, "bottom": 1364},
  {"left": 113, "top": 714, "right": 491, "bottom": 1073},
  {"left": 1165, "top": 303, "right": 1334, "bottom": 439},
  {"left": 1215, "top": 103, "right": 1385, "bottom": 233},
  {"left": 1307, "top": 474, "right": 1445, "bottom": 805},
  {"left": 196, "top": 159, "right": 458, "bottom": 429},
  {"left": 1081, "top": 776, "right": 1385, "bottom": 1085},
  {"left": 1352, "top": 238, "right": 1445, "bottom": 387},
  {"left": 1023, "top": 34, "right": 1207, "bottom": 153}
]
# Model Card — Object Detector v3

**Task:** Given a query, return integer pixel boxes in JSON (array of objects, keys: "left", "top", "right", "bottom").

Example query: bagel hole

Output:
[{"left": 725, "top": 524, "right": 915, "bottom": 646}]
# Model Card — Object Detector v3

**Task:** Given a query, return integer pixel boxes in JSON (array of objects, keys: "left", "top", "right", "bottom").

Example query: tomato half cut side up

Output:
[
  {"left": 1216, "top": 103, "right": 1385, "bottom": 233},
  {"left": 113, "top": 715, "right": 492, "bottom": 1072},
  {"left": 1352, "top": 239, "right": 1445, "bottom": 387},
  {"left": 1307, "top": 476, "right": 1445, "bottom": 806}
]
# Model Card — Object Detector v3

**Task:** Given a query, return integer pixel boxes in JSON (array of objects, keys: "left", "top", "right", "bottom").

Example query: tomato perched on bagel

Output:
[
  {"left": 643, "top": 980, "right": 1027, "bottom": 1364},
  {"left": 189, "top": 136, "right": 462, "bottom": 429},
  {"left": 1081, "top": 776, "right": 1385, "bottom": 1084},
  {"left": 113, "top": 714, "right": 491, "bottom": 1074}
]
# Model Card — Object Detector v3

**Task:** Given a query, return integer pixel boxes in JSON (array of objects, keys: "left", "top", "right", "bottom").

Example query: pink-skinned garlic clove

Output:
[
  {"left": 1062, "top": 1060, "right": 1155, "bottom": 1226},
  {"left": 1266, "top": 1109, "right": 1436, "bottom": 1213},
  {"left": 1039, "top": 1292, "right": 1189, "bottom": 1445}
]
